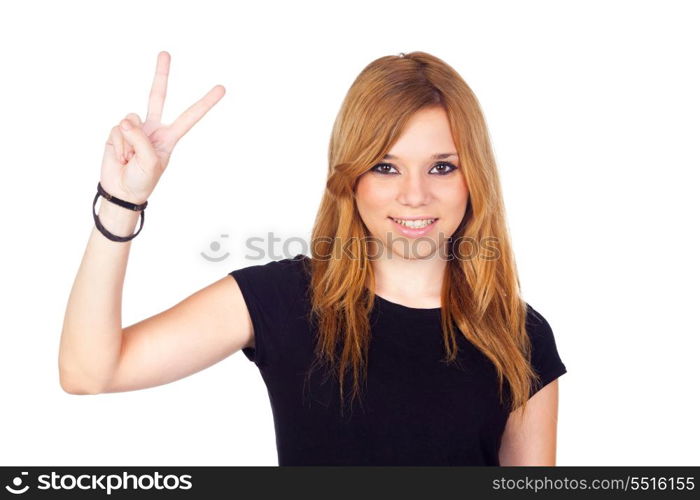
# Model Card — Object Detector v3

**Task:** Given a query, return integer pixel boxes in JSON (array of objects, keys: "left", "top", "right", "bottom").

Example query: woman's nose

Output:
[{"left": 396, "top": 171, "right": 431, "bottom": 206}]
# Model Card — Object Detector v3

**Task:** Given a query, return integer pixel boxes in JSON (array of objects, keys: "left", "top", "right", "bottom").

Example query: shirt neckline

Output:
[
  {"left": 293, "top": 254, "right": 442, "bottom": 316},
  {"left": 373, "top": 293, "right": 442, "bottom": 315}
]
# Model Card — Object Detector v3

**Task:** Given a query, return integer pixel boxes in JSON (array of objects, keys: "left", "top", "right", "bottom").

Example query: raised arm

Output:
[{"left": 58, "top": 51, "right": 240, "bottom": 394}]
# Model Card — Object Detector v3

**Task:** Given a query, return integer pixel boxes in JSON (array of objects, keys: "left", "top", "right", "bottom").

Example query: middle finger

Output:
[{"left": 169, "top": 84, "right": 226, "bottom": 142}]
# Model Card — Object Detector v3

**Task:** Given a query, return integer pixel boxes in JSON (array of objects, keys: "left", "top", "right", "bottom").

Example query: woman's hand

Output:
[{"left": 100, "top": 51, "right": 225, "bottom": 204}]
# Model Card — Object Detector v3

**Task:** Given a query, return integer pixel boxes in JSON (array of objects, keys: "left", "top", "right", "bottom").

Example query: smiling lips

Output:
[{"left": 388, "top": 216, "right": 439, "bottom": 236}]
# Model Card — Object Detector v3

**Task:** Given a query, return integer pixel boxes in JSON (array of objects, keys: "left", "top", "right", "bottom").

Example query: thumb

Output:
[{"left": 120, "top": 117, "right": 158, "bottom": 168}]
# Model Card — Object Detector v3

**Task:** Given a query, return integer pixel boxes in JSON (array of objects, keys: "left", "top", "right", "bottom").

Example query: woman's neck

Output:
[{"left": 369, "top": 251, "right": 447, "bottom": 309}]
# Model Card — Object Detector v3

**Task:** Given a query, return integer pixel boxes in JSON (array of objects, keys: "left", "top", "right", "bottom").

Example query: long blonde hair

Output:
[{"left": 306, "top": 51, "right": 540, "bottom": 417}]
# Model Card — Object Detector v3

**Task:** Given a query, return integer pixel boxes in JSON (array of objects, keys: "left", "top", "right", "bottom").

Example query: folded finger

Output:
[
  {"left": 119, "top": 116, "right": 158, "bottom": 168},
  {"left": 125, "top": 113, "right": 142, "bottom": 126},
  {"left": 108, "top": 126, "right": 126, "bottom": 163},
  {"left": 121, "top": 115, "right": 141, "bottom": 161}
]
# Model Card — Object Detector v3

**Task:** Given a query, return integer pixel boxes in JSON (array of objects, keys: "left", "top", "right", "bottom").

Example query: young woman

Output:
[{"left": 59, "top": 50, "right": 567, "bottom": 467}]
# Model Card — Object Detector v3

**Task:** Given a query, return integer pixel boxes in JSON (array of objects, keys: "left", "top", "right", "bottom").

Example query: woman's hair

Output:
[{"left": 305, "top": 51, "right": 540, "bottom": 416}]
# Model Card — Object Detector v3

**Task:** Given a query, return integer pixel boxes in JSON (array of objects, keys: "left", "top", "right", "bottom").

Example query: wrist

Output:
[{"left": 97, "top": 199, "right": 141, "bottom": 236}]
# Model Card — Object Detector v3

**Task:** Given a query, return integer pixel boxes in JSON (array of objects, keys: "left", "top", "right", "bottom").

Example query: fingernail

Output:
[{"left": 120, "top": 119, "right": 132, "bottom": 131}]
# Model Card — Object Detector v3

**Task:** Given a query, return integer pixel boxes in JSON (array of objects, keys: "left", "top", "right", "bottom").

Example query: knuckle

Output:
[{"left": 125, "top": 112, "right": 142, "bottom": 123}]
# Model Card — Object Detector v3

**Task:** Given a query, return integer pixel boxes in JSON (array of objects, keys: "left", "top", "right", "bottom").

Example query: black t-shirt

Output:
[{"left": 229, "top": 254, "right": 567, "bottom": 466}]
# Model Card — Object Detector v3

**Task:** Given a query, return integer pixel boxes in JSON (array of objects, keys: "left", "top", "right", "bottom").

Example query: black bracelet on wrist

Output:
[{"left": 92, "top": 182, "right": 149, "bottom": 242}]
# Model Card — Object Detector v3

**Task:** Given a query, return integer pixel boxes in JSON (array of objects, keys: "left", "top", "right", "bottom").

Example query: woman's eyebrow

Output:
[{"left": 383, "top": 152, "right": 458, "bottom": 160}]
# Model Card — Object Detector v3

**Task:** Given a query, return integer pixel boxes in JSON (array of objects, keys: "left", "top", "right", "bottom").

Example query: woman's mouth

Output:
[{"left": 388, "top": 216, "right": 439, "bottom": 237}]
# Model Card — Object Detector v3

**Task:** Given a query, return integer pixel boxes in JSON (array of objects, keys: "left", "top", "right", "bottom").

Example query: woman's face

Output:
[{"left": 355, "top": 105, "right": 469, "bottom": 260}]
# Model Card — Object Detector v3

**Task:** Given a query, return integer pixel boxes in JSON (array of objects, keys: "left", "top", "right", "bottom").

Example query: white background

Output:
[{"left": 0, "top": 0, "right": 698, "bottom": 466}]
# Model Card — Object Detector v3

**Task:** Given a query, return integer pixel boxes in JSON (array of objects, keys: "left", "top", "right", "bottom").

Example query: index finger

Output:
[
  {"left": 146, "top": 51, "right": 171, "bottom": 123},
  {"left": 169, "top": 85, "right": 226, "bottom": 141}
]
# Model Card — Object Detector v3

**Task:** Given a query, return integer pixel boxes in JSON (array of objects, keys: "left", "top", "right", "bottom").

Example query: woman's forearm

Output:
[{"left": 58, "top": 200, "right": 141, "bottom": 394}]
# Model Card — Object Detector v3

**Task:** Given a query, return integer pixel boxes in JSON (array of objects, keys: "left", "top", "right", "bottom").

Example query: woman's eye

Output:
[
  {"left": 370, "top": 163, "right": 399, "bottom": 175},
  {"left": 429, "top": 161, "right": 458, "bottom": 175}
]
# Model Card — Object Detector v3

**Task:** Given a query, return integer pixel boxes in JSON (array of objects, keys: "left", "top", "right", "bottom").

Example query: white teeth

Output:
[{"left": 392, "top": 218, "right": 436, "bottom": 229}]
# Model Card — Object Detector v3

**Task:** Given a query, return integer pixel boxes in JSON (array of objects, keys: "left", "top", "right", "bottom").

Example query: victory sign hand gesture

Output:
[{"left": 101, "top": 51, "right": 225, "bottom": 205}]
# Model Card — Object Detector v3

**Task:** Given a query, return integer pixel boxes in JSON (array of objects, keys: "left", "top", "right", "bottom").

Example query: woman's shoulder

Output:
[
  {"left": 228, "top": 253, "right": 311, "bottom": 300},
  {"left": 522, "top": 301, "right": 567, "bottom": 396},
  {"left": 228, "top": 254, "right": 312, "bottom": 367},
  {"left": 229, "top": 253, "right": 309, "bottom": 276},
  {"left": 523, "top": 302, "right": 560, "bottom": 352},
  {"left": 524, "top": 302, "right": 552, "bottom": 331}
]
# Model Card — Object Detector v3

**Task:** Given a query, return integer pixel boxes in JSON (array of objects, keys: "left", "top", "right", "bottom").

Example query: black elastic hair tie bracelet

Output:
[{"left": 92, "top": 182, "right": 148, "bottom": 242}]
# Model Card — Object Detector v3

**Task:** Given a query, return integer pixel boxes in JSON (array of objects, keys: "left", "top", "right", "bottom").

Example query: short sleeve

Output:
[
  {"left": 228, "top": 255, "right": 306, "bottom": 367},
  {"left": 525, "top": 303, "right": 567, "bottom": 399}
]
